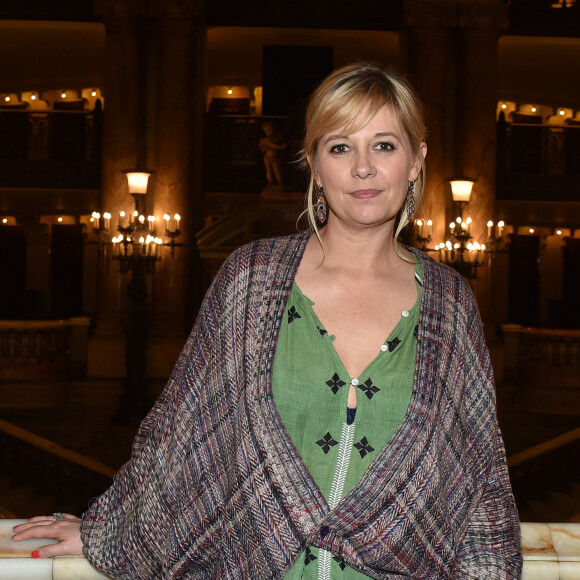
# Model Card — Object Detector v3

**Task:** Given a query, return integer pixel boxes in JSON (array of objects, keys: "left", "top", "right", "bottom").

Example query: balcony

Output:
[
  {"left": 497, "top": 115, "right": 580, "bottom": 205},
  {"left": 0, "top": 106, "right": 101, "bottom": 189}
]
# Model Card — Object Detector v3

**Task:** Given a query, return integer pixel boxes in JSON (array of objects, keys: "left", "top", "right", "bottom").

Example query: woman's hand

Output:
[{"left": 12, "top": 513, "right": 84, "bottom": 558}]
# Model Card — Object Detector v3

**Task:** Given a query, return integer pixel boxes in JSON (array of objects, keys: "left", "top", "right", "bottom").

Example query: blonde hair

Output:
[{"left": 300, "top": 62, "right": 426, "bottom": 248}]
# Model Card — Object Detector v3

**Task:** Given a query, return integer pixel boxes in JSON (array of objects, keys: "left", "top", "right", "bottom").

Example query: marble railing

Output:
[
  {"left": 522, "top": 522, "right": 580, "bottom": 579},
  {"left": 1, "top": 520, "right": 579, "bottom": 579}
]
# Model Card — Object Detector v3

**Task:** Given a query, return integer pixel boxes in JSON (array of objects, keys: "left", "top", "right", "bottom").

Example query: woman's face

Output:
[{"left": 312, "top": 104, "right": 426, "bottom": 232}]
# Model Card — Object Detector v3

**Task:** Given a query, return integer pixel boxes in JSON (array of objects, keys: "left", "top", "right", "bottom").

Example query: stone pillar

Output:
[
  {"left": 149, "top": 0, "right": 204, "bottom": 348},
  {"left": 403, "top": 0, "right": 507, "bottom": 326},
  {"left": 94, "top": 0, "right": 148, "bottom": 327},
  {"left": 402, "top": 0, "right": 456, "bottom": 244},
  {"left": 455, "top": 0, "right": 508, "bottom": 243},
  {"left": 88, "top": 0, "right": 148, "bottom": 379},
  {"left": 455, "top": 1, "right": 508, "bottom": 324}
]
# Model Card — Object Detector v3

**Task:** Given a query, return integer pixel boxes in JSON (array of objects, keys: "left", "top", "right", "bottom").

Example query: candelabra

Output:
[
  {"left": 415, "top": 218, "right": 433, "bottom": 250},
  {"left": 90, "top": 169, "right": 183, "bottom": 424},
  {"left": 435, "top": 178, "right": 484, "bottom": 280},
  {"left": 90, "top": 171, "right": 182, "bottom": 273}
]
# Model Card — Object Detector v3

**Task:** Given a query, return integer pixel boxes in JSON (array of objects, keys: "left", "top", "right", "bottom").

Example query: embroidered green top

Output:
[{"left": 273, "top": 264, "right": 423, "bottom": 579}]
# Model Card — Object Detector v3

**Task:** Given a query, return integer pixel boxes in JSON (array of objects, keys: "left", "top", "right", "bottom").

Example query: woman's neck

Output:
[{"left": 312, "top": 221, "right": 410, "bottom": 274}]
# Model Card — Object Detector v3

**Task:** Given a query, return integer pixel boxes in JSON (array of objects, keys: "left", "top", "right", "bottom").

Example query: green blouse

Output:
[{"left": 272, "top": 263, "right": 422, "bottom": 579}]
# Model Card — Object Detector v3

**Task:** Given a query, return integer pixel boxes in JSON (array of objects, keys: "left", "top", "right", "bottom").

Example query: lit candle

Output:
[
  {"left": 487, "top": 220, "right": 493, "bottom": 238},
  {"left": 497, "top": 220, "right": 505, "bottom": 238},
  {"left": 92, "top": 211, "right": 100, "bottom": 230},
  {"left": 416, "top": 218, "right": 423, "bottom": 237},
  {"left": 466, "top": 217, "right": 472, "bottom": 234},
  {"left": 119, "top": 211, "right": 126, "bottom": 228},
  {"left": 427, "top": 220, "right": 432, "bottom": 237},
  {"left": 148, "top": 215, "right": 155, "bottom": 232},
  {"left": 103, "top": 212, "right": 111, "bottom": 230},
  {"left": 174, "top": 213, "right": 181, "bottom": 231}
]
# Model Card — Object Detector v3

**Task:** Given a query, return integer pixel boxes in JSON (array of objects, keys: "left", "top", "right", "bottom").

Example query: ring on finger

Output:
[{"left": 53, "top": 512, "right": 64, "bottom": 521}]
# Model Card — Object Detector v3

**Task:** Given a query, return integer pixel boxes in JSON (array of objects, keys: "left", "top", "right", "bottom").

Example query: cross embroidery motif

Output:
[
  {"left": 354, "top": 436, "right": 375, "bottom": 458},
  {"left": 304, "top": 548, "right": 317, "bottom": 565},
  {"left": 288, "top": 305, "right": 301, "bottom": 323},
  {"left": 358, "top": 378, "right": 380, "bottom": 400},
  {"left": 332, "top": 555, "right": 347, "bottom": 571},
  {"left": 316, "top": 432, "right": 339, "bottom": 454},
  {"left": 387, "top": 336, "right": 401, "bottom": 352},
  {"left": 325, "top": 372, "right": 346, "bottom": 395}
]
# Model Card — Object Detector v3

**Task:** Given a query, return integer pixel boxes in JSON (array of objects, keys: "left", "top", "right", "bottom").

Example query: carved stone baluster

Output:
[{"left": 33, "top": 328, "right": 43, "bottom": 363}]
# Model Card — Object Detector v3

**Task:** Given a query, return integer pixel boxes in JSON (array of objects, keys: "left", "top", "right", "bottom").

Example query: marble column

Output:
[
  {"left": 401, "top": 0, "right": 457, "bottom": 244},
  {"left": 148, "top": 0, "right": 205, "bottom": 347}
]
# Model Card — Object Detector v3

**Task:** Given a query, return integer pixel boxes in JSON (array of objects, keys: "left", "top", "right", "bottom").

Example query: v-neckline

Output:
[{"left": 292, "top": 265, "right": 421, "bottom": 384}]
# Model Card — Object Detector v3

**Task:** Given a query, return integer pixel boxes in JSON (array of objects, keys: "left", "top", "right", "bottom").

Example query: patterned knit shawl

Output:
[{"left": 81, "top": 231, "right": 522, "bottom": 579}]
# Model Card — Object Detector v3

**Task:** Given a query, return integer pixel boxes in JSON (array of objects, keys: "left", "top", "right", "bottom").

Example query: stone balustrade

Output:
[
  {"left": 0, "top": 317, "right": 90, "bottom": 409},
  {"left": 1, "top": 519, "right": 578, "bottom": 579},
  {"left": 502, "top": 324, "right": 580, "bottom": 414}
]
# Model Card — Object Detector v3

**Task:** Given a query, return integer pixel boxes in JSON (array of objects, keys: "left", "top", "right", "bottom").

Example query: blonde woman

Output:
[{"left": 13, "top": 62, "right": 522, "bottom": 579}]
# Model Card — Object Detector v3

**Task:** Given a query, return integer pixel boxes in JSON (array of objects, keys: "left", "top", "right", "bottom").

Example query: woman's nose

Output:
[{"left": 351, "top": 150, "right": 375, "bottom": 178}]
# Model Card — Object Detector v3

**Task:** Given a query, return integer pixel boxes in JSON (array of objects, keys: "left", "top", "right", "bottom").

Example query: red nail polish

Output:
[
  {"left": 31, "top": 550, "right": 40, "bottom": 559},
  {"left": 28, "top": 518, "right": 34, "bottom": 521}
]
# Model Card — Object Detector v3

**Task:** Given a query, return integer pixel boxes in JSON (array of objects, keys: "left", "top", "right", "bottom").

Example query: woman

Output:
[{"left": 13, "top": 62, "right": 522, "bottom": 579}]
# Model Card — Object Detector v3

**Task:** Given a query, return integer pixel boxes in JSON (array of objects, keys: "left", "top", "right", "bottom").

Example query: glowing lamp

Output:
[{"left": 449, "top": 178, "right": 477, "bottom": 203}]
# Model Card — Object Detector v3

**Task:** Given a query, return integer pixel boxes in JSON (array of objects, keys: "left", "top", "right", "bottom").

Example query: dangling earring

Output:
[
  {"left": 315, "top": 186, "right": 327, "bottom": 225},
  {"left": 406, "top": 181, "right": 416, "bottom": 218}
]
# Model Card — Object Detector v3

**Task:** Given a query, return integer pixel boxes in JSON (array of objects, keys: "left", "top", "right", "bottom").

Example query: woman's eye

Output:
[
  {"left": 375, "top": 142, "right": 394, "bottom": 151},
  {"left": 329, "top": 144, "right": 349, "bottom": 154}
]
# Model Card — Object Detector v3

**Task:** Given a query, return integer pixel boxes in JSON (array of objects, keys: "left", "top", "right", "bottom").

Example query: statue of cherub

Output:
[{"left": 259, "top": 120, "right": 287, "bottom": 188}]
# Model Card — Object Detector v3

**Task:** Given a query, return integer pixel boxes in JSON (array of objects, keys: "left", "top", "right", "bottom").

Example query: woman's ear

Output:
[
  {"left": 410, "top": 142, "right": 427, "bottom": 182},
  {"left": 307, "top": 153, "right": 322, "bottom": 188}
]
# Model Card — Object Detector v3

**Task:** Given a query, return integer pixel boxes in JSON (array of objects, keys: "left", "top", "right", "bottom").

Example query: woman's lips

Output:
[{"left": 350, "top": 189, "right": 382, "bottom": 199}]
